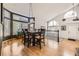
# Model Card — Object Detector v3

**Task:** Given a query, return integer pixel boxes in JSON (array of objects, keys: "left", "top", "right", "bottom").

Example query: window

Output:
[
  {"left": 64, "top": 10, "right": 77, "bottom": 18},
  {"left": 48, "top": 20, "right": 58, "bottom": 26},
  {"left": 47, "top": 20, "right": 59, "bottom": 30}
]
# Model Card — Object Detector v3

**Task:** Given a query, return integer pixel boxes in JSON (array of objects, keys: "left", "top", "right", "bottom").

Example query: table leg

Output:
[{"left": 32, "top": 34, "right": 35, "bottom": 46}]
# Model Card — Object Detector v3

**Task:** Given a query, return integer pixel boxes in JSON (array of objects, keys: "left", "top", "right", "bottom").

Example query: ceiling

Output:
[{"left": 3, "top": 3, "right": 73, "bottom": 17}]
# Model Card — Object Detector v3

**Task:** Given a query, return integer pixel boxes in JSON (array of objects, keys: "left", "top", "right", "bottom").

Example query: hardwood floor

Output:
[{"left": 1, "top": 38, "right": 79, "bottom": 56}]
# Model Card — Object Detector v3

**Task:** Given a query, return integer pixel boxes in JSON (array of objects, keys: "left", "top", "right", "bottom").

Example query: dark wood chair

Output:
[
  {"left": 22, "top": 29, "right": 32, "bottom": 47},
  {"left": 35, "top": 29, "right": 45, "bottom": 49}
]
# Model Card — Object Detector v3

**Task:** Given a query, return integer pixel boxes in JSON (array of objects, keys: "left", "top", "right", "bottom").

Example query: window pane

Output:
[
  {"left": 4, "top": 19, "right": 10, "bottom": 37},
  {"left": 3, "top": 10, "right": 10, "bottom": 18},
  {"left": 21, "top": 23, "right": 28, "bottom": 29},
  {"left": 48, "top": 21, "right": 53, "bottom": 26},
  {"left": 30, "top": 19, "right": 34, "bottom": 23},
  {"left": 48, "top": 20, "right": 58, "bottom": 26},
  {"left": 13, "top": 21, "right": 22, "bottom": 35},
  {"left": 13, "top": 15, "right": 28, "bottom": 22}
]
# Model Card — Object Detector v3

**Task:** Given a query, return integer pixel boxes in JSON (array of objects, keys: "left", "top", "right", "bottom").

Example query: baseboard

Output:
[{"left": 59, "top": 37, "right": 76, "bottom": 41}]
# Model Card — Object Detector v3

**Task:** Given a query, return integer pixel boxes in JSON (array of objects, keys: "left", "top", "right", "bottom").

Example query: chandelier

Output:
[{"left": 29, "top": 3, "right": 33, "bottom": 17}]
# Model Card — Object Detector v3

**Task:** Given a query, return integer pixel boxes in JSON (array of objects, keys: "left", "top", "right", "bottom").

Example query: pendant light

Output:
[
  {"left": 28, "top": 3, "right": 34, "bottom": 31},
  {"left": 29, "top": 3, "right": 34, "bottom": 23}
]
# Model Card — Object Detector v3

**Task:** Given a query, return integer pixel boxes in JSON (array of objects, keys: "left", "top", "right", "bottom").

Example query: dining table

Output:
[{"left": 29, "top": 31, "right": 41, "bottom": 46}]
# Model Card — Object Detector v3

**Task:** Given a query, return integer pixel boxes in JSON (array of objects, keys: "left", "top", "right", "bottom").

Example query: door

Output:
[{"left": 68, "top": 24, "right": 77, "bottom": 39}]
